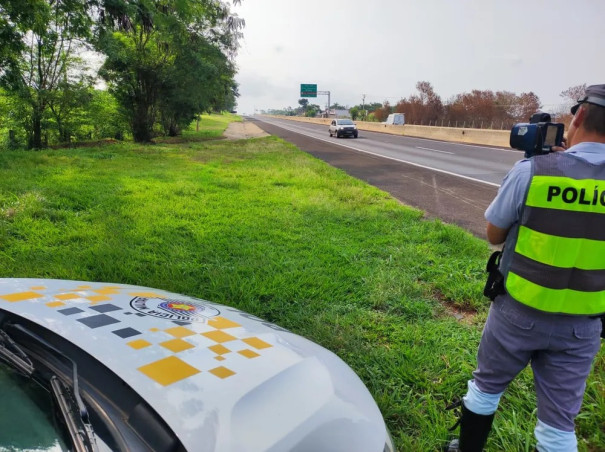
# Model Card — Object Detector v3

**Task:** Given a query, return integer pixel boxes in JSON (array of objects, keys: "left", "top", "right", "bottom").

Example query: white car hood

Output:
[{"left": 0, "top": 278, "right": 388, "bottom": 452}]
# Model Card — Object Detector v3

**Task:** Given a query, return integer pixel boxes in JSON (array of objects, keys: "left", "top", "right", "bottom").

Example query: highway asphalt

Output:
[{"left": 248, "top": 116, "right": 525, "bottom": 240}]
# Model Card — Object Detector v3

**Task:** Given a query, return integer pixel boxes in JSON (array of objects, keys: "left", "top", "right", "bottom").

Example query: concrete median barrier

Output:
[{"left": 264, "top": 115, "right": 510, "bottom": 148}]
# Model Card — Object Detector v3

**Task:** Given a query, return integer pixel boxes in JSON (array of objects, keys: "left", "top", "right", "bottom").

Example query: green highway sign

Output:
[{"left": 300, "top": 84, "right": 317, "bottom": 98}]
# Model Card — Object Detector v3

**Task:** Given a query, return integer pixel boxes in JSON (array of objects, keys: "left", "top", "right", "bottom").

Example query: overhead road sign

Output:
[{"left": 300, "top": 84, "right": 317, "bottom": 98}]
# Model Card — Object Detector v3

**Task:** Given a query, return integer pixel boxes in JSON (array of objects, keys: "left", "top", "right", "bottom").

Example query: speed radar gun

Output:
[{"left": 509, "top": 112, "right": 565, "bottom": 158}]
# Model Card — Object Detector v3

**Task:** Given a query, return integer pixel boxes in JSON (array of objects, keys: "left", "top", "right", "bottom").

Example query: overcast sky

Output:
[{"left": 232, "top": 0, "right": 605, "bottom": 115}]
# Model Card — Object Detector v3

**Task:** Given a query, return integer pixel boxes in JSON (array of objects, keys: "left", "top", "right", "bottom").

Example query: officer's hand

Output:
[{"left": 551, "top": 137, "right": 568, "bottom": 152}]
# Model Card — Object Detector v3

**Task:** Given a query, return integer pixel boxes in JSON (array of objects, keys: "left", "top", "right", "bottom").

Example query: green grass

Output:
[
  {"left": 0, "top": 115, "right": 602, "bottom": 451},
  {"left": 180, "top": 112, "right": 242, "bottom": 140}
]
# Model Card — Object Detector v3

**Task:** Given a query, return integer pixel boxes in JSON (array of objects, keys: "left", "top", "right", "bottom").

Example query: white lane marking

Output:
[
  {"left": 256, "top": 118, "right": 502, "bottom": 188},
  {"left": 416, "top": 146, "right": 454, "bottom": 155}
]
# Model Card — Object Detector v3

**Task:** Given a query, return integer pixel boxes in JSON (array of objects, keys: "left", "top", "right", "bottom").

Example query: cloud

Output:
[
  {"left": 232, "top": 0, "right": 605, "bottom": 114},
  {"left": 237, "top": 73, "right": 292, "bottom": 98},
  {"left": 490, "top": 54, "right": 524, "bottom": 67}
]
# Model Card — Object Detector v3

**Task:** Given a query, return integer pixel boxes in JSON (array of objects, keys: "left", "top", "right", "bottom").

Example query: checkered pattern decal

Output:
[{"left": 0, "top": 284, "right": 274, "bottom": 386}]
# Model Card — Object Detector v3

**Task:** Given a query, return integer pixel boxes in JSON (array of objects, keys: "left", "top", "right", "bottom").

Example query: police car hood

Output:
[{"left": 0, "top": 278, "right": 387, "bottom": 452}]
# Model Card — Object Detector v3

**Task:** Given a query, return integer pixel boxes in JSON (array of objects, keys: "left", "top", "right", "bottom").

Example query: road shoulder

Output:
[{"left": 223, "top": 120, "right": 269, "bottom": 140}]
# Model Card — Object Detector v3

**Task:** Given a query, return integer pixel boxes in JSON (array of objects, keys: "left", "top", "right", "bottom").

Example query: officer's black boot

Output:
[
  {"left": 458, "top": 403, "right": 495, "bottom": 451},
  {"left": 446, "top": 402, "right": 495, "bottom": 452}
]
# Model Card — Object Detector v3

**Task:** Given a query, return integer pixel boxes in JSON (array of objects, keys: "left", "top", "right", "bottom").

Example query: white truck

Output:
[{"left": 385, "top": 113, "right": 405, "bottom": 125}]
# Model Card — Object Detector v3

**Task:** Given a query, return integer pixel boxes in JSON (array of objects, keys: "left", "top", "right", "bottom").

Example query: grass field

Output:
[{"left": 0, "top": 113, "right": 602, "bottom": 451}]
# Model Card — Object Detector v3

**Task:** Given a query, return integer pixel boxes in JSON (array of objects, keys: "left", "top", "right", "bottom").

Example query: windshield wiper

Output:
[
  {"left": 51, "top": 376, "right": 99, "bottom": 452},
  {"left": 4, "top": 323, "right": 98, "bottom": 452},
  {"left": 0, "top": 329, "right": 34, "bottom": 376}
]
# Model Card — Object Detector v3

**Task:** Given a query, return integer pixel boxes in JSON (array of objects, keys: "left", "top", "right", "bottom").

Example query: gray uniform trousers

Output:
[{"left": 472, "top": 294, "right": 602, "bottom": 431}]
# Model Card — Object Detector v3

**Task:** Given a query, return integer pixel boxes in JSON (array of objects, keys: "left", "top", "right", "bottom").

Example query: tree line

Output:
[
  {"left": 0, "top": 0, "right": 243, "bottom": 149},
  {"left": 269, "top": 81, "right": 586, "bottom": 130}
]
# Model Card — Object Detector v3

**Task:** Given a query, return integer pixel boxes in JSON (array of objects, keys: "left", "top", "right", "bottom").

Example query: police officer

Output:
[{"left": 449, "top": 84, "right": 605, "bottom": 452}]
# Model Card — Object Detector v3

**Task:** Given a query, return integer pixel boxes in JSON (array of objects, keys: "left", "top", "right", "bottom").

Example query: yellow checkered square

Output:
[
  {"left": 238, "top": 349, "right": 260, "bottom": 359},
  {"left": 86, "top": 295, "right": 111, "bottom": 303},
  {"left": 138, "top": 356, "right": 200, "bottom": 386},
  {"left": 242, "top": 337, "right": 272, "bottom": 350},
  {"left": 201, "top": 330, "right": 236, "bottom": 343},
  {"left": 0, "top": 292, "right": 44, "bottom": 302},
  {"left": 55, "top": 293, "right": 80, "bottom": 300},
  {"left": 208, "top": 317, "right": 241, "bottom": 330},
  {"left": 209, "top": 344, "right": 231, "bottom": 355},
  {"left": 128, "top": 339, "right": 152, "bottom": 350},
  {"left": 164, "top": 326, "right": 196, "bottom": 338},
  {"left": 160, "top": 339, "right": 195, "bottom": 353},
  {"left": 209, "top": 366, "right": 235, "bottom": 379}
]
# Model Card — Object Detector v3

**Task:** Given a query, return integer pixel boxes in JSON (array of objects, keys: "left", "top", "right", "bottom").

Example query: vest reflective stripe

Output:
[
  {"left": 504, "top": 153, "right": 605, "bottom": 315},
  {"left": 506, "top": 273, "right": 605, "bottom": 315},
  {"left": 515, "top": 226, "right": 605, "bottom": 270},
  {"left": 526, "top": 175, "right": 605, "bottom": 213},
  {"left": 522, "top": 206, "right": 605, "bottom": 240},
  {"left": 509, "top": 252, "right": 605, "bottom": 292}
]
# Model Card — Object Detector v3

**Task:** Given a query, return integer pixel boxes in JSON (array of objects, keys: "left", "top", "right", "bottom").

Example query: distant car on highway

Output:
[
  {"left": 0, "top": 278, "right": 394, "bottom": 452},
  {"left": 384, "top": 113, "right": 405, "bottom": 125},
  {"left": 329, "top": 119, "right": 358, "bottom": 138}
]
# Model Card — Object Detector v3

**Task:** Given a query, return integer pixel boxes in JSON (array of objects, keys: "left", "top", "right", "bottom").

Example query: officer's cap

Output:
[{"left": 571, "top": 84, "right": 605, "bottom": 114}]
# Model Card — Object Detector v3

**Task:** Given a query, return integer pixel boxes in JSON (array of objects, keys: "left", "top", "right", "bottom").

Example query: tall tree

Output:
[
  {"left": 445, "top": 89, "right": 541, "bottom": 128},
  {"left": 516, "top": 91, "right": 541, "bottom": 122},
  {"left": 47, "top": 70, "right": 93, "bottom": 143},
  {"left": 395, "top": 81, "right": 443, "bottom": 125},
  {"left": 85, "top": 88, "right": 127, "bottom": 140},
  {"left": 493, "top": 90, "right": 518, "bottom": 124},
  {"left": 555, "top": 84, "right": 587, "bottom": 126},
  {"left": 158, "top": 33, "right": 238, "bottom": 136},
  {"left": 373, "top": 101, "right": 391, "bottom": 122},
  {"left": 0, "top": 0, "right": 92, "bottom": 148},
  {"left": 416, "top": 80, "right": 443, "bottom": 123},
  {"left": 95, "top": 0, "right": 243, "bottom": 142},
  {"left": 560, "top": 84, "right": 587, "bottom": 104},
  {"left": 0, "top": 0, "right": 47, "bottom": 75}
]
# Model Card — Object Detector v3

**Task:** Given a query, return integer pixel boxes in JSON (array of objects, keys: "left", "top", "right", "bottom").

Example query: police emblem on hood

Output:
[{"left": 130, "top": 296, "right": 220, "bottom": 322}]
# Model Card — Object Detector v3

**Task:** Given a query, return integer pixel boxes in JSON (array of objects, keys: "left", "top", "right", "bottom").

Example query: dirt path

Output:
[{"left": 223, "top": 120, "right": 269, "bottom": 140}]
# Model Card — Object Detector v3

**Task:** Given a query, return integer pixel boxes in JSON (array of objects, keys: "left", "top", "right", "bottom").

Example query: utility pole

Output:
[{"left": 362, "top": 94, "right": 366, "bottom": 119}]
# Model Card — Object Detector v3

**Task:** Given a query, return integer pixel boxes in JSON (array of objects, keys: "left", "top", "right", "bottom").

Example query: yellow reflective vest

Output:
[{"left": 503, "top": 152, "right": 605, "bottom": 315}]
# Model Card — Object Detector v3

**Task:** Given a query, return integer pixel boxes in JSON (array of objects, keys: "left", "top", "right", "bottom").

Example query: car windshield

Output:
[
  {"left": 338, "top": 119, "right": 354, "bottom": 125},
  {"left": 0, "top": 365, "right": 69, "bottom": 451}
]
